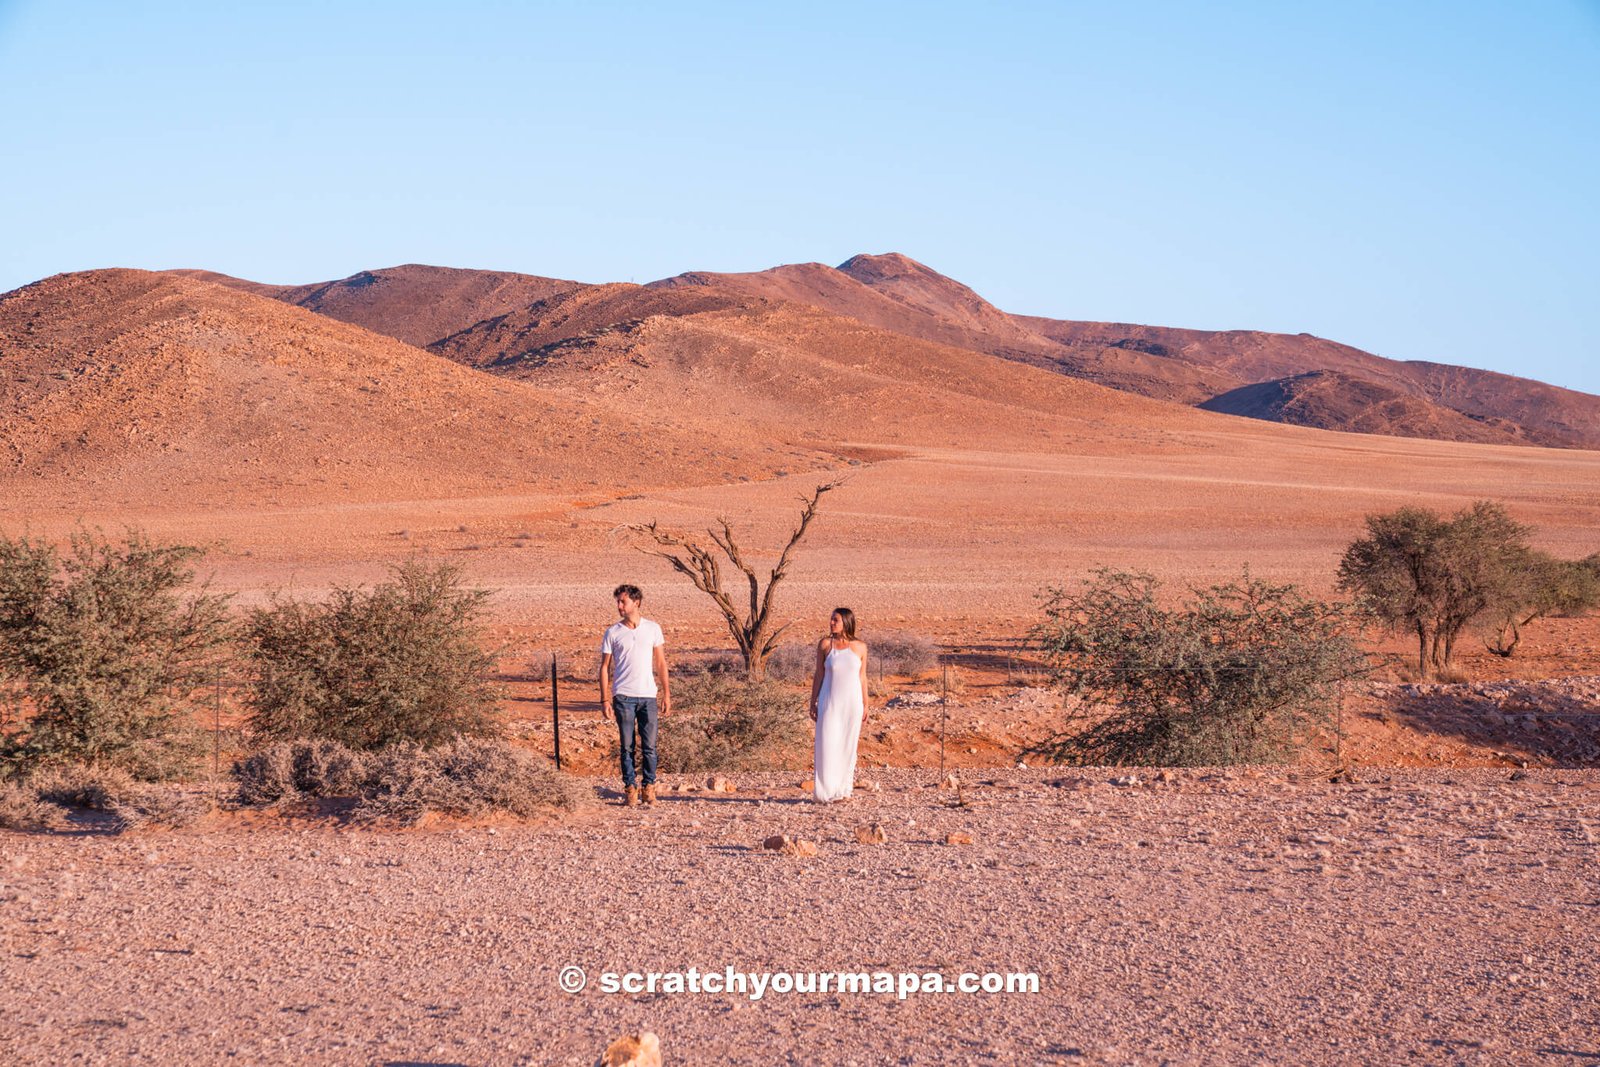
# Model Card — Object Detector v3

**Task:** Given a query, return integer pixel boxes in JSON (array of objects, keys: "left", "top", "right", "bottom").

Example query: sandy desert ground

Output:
[
  {"left": 5, "top": 769, "right": 1598, "bottom": 1065},
  {"left": 4, "top": 261, "right": 1600, "bottom": 1064}
]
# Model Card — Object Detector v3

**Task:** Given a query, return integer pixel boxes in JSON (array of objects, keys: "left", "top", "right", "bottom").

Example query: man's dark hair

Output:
[{"left": 613, "top": 583, "right": 644, "bottom": 603}]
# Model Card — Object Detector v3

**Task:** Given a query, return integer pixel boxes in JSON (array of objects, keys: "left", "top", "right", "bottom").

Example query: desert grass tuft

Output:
[
  {"left": 0, "top": 780, "right": 64, "bottom": 831},
  {"left": 356, "top": 737, "right": 581, "bottom": 824},
  {"left": 608, "top": 674, "right": 808, "bottom": 774},
  {"left": 21, "top": 763, "right": 211, "bottom": 830},
  {"left": 234, "top": 737, "right": 579, "bottom": 824},
  {"left": 764, "top": 630, "right": 938, "bottom": 684},
  {"left": 234, "top": 739, "right": 375, "bottom": 805}
]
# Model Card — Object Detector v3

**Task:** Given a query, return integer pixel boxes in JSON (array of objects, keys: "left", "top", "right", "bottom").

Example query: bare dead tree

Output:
[{"left": 627, "top": 481, "right": 838, "bottom": 679}]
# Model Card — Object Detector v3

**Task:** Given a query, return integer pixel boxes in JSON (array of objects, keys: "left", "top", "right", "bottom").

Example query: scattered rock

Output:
[
  {"left": 944, "top": 831, "right": 974, "bottom": 846},
  {"left": 762, "top": 835, "right": 819, "bottom": 857},
  {"left": 854, "top": 824, "right": 888, "bottom": 845},
  {"left": 600, "top": 1031, "right": 662, "bottom": 1067},
  {"left": 886, "top": 691, "right": 943, "bottom": 708},
  {"left": 940, "top": 773, "right": 960, "bottom": 790},
  {"left": 708, "top": 776, "right": 736, "bottom": 793},
  {"left": 1111, "top": 775, "right": 1141, "bottom": 788}
]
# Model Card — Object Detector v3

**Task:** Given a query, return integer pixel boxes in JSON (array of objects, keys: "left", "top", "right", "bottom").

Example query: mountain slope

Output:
[
  {"left": 1198, "top": 370, "right": 1529, "bottom": 445},
  {"left": 430, "top": 282, "right": 747, "bottom": 371},
  {"left": 170, "top": 254, "right": 1600, "bottom": 452},
  {"left": 173, "top": 264, "right": 583, "bottom": 348},
  {"left": 1021, "top": 315, "right": 1600, "bottom": 448},
  {"left": 435, "top": 285, "right": 1217, "bottom": 456},
  {"left": 0, "top": 270, "right": 816, "bottom": 504}
]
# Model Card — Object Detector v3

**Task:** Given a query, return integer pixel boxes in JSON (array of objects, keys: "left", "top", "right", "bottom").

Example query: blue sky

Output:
[{"left": 2, "top": 1, "right": 1597, "bottom": 393}]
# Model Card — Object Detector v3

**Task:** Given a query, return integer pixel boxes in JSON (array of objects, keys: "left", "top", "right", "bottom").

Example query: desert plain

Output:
[{"left": 2, "top": 258, "right": 1599, "bottom": 1064}]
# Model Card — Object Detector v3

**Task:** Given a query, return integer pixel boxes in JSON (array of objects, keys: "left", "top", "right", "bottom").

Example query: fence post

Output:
[
  {"left": 939, "top": 664, "right": 949, "bottom": 781},
  {"left": 551, "top": 652, "right": 562, "bottom": 771},
  {"left": 212, "top": 664, "right": 222, "bottom": 801}
]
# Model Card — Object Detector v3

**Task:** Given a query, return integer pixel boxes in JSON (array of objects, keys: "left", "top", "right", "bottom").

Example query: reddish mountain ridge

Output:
[
  {"left": 554, "top": 254, "right": 1600, "bottom": 450},
  {"left": 435, "top": 293, "right": 1192, "bottom": 455},
  {"left": 1024, "top": 316, "right": 1598, "bottom": 448},
  {"left": 0, "top": 270, "right": 819, "bottom": 505},
  {"left": 1198, "top": 370, "right": 1529, "bottom": 445},
  {"left": 1, "top": 267, "right": 1194, "bottom": 510},
  {"left": 28, "top": 253, "right": 1600, "bottom": 452},
  {"left": 174, "top": 264, "right": 583, "bottom": 349}
]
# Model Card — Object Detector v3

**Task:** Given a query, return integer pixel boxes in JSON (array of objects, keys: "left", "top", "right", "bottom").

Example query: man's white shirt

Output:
[{"left": 600, "top": 618, "right": 665, "bottom": 698}]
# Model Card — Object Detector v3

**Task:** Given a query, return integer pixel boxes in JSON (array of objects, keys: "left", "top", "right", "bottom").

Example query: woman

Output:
[{"left": 809, "top": 607, "right": 868, "bottom": 803}]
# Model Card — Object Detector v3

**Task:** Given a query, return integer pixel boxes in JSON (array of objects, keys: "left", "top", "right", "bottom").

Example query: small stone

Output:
[
  {"left": 1111, "top": 775, "right": 1141, "bottom": 788},
  {"left": 709, "top": 775, "right": 735, "bottom": 793},
  {"left": 940, "top": 773, "right": 960, "bottom": 790},
  {"left": 854, "top": 824, "right": 888, "bottom": 845},
  {"left": 945, "top": 831, "right": 974, "bottom": 846},
  {"left": 600, "top": 1031, "right": 662, "bottom": 1067},
  {"left": 762, "top": 834, "right": 818, "bottom": 856}
]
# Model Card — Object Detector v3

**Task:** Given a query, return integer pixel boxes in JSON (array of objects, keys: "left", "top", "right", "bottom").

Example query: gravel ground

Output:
[{"left": 3, "top": 768, "right": 1598, "bottom": 1066}]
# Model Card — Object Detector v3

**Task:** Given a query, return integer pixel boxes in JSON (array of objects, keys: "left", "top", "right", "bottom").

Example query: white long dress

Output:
[{"left": 814, "top": 646, "right": 865, "bottom": 803}]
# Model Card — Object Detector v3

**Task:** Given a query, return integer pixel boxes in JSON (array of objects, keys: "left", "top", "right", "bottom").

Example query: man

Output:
[{"left": 599, "top": 583, "right": 670, "bottom": 807}]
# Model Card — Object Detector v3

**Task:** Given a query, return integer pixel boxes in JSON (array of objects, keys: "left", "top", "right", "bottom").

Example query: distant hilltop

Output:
[
  {"left": 3, "top": 254, "right": 1596, "bottom": 506},
  {"left": 176, "top": 252, "right": 1600, "bottom": 450}
]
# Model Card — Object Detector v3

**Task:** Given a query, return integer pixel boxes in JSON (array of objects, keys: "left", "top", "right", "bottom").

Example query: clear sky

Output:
[{"left": 2, "top": 1, "right": 1597, "bottom": 393}]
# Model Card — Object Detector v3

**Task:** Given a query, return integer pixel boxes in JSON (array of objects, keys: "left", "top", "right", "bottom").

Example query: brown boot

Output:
[
  {"left": 624, "top": 786, "right": 639, "bottom": 808},
  {"left": 641, "top": 783, "right": 657, "bottom": 806}
]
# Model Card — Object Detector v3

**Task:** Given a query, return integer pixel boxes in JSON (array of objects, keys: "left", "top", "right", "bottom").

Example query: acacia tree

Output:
[
  {"left": 1482, "top": 551, "right": 1600, "bottom": 657},
  {"left": 1337, "top": 500, "right": 1531, "bottom": 676},
  {"left": 0, "top": 528, "right": 232, "bottom": 776},
  {"left": 628, "top": 482, "right": 837, "bottom": 679}
]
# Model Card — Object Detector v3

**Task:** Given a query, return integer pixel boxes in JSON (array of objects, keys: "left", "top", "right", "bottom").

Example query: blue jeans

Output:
[{"left": 613, "top": 695, "right": 658, "bottom": 788}]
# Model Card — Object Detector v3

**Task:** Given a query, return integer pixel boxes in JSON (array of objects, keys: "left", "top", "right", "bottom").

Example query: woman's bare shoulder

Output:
[{"left": 852, "top": 639, "right": 869, "bottom": 654}]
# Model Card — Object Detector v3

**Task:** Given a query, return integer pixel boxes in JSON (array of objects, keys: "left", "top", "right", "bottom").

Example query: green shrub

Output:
[
  {"left": 243, "top": 561, "right": 501, "bottom": 749},
  {"left": 1027, "top": 567, "right": 1367, "bottom": 767},
  {"left": 608, "top": 673, "right": 808, "bottom": 773},
  {"left": 0, "top": 528, "right": 230, "bottom": 777}
]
